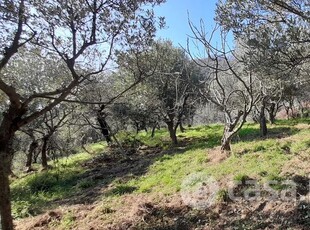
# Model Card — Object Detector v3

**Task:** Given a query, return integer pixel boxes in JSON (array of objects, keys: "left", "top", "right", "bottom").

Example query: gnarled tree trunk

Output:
[
  {"left": 97, "top": 111, "right": 112, "bottom": 144},
  {"left": 260, "top": 115, "right": 267, "bottom": 137},
  {"left": 221, "top": 133, "right": 232, "bottom": 152},
  {"left": 179, "top": 121, "right": 185, "bottom": 133},
  {"left": 33, "top": 147, "right": 40, "bottom": 163},
  {"left": 0, "top": 154, "right": 13, "bottom": 230},
  {"left": 151, "top": 121, "right": 160, "bottom": 138},
  {"left": 221, "top": 111, "right": 246, "bottom": 152},
  {"left": 221, "top": 124, "right": 234, "bottom": 152},
  {"left": 151, "top": 125, "right": 156, "bottom": 138}
]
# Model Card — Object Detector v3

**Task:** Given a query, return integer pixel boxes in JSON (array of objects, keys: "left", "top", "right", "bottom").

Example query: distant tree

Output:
[
  {"left": 21, "top": 122, "right": 42, "bottom": 172},
  {"left": 119, "top": 40, "right": 202, "bottom": 145},
  {"left": 39, "top": 106, "right": 73, "bottom": 170}
]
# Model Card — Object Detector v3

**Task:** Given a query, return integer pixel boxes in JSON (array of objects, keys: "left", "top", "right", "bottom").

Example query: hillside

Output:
[{"left": 12, "top": 119, "right": 310, "bottom": 230}]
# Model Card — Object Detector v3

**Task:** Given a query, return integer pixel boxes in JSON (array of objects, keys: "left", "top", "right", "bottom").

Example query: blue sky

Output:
[{"left": 154, "top": 0, "right": 233, "bottom": 52}]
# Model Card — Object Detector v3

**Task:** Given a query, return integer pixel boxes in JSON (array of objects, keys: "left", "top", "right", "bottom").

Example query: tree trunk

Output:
[
  {"left": 260, "top": 105, "right": 268, "bottom": 137},
  {"left": 151, "top": 125, "right": 156, "bottom": 138},
  {"left": 179, "top": 121, "right": 185, "bottom": 133},
  {"left": 268, "top": 103, "right": 276, "bottom": 124},
  {"left": 221, "top": 133, "right": 232, "bottom": 152},
  {"left": 0, "top": 156, "right": 13, "bottom": 230},
  {"left": 33, "top": 149, "right": 39, "bottom": 163},
  {"left": 151, "top": 122, "right": 159, "bottom": 138},
  {"left": 25, "top": 140, "right": 38, "bottom": 172},
  {"left": 260, "top": 116, "right": 267, "bottom": 137},
  {"left": 0, "top": 137, "right": 14, "bottom": 230},
  {"left": 41, "top": 137, "right": 49, "bottom": 169},
  {"left": 0, "top": 106, "right": 23, "bottom": 230},
  {"left": 97, "top": 112, "right": 112, "bottom": 144},
  {"left": 167, "top": 121, "right": 178, "bottom": 145},
  {"left": 135, "top": 122, "right": 139, "bottom": 134}
]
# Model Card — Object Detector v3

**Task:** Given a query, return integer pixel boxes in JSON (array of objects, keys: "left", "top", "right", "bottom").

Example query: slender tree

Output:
[{"left": 187, "top": 24, "right": 261, "bottom": 152}]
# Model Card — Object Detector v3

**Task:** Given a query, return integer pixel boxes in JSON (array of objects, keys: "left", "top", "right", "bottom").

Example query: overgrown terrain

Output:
[{"left": 11, "top": 119, "right": 310, "bottom": 229}]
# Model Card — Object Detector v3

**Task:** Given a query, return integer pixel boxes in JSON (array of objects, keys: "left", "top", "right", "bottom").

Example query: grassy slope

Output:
[
  {"left": 11, "top": 143, "right": 106, "bottom": 219},
  {"left": 126, "top": 121, "right": 309, "bottom": 195},
  {"left": 11, "top": 119, "right": 310, "bottom": 229}
]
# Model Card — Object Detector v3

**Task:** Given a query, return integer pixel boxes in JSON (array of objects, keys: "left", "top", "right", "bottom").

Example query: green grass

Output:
[
  {"left": 116, "top": 119, "right": 309, "bottom": 197},
  {"left": 11, "top": 145, "right": 105, "bottom": 219},
  {"left": 275, "top": 117, "right": 310, "bottom": 126},
  {"left": 107, "top": 185, "right": 137, "bottom": 196},
  {"left": 134, "top": 129, "right": 170, "bottom": 147},
  {"left": 56, "top": 210, "right": 76, "bottom": 229},
  {"left": 11, "top": 118, "right": 310, "bottom": 220},
  {"left": 123, "top": 145, "right": 291, "bottom": 195}
]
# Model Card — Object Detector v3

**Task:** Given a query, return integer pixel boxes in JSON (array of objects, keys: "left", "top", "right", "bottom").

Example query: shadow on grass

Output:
[
  {"left": 236, "top": 125, "right": 301, "bottom": 143},
  {"left": 11, "top": 169, "right": 82, "bottom": 218},
  {"left": 179, "top": 135, "right": 221, "bottom": 151},
  {"left": 11, "top": 125, "right": 224, "bottom": 215}
]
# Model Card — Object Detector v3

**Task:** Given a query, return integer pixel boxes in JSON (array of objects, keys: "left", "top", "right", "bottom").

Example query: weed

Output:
[
  {"left": 234, "top": 174, "right": 250, "bottom": 185},
  {"left": 101, "top": 206, "right": 115, "bottom": 214},
  {"left": 76, "top": 179, "right": 97, "bottom": 189},
  {"left": 109, "top": 185, "right": 137, "bottom": 196},
  {"left": 216, "top": 189, "right": 230, "bottom": 202},
  {"left": 59, "top": 211, "right": 76, "bottom": 229},
  {"left": 11, "top": 200, "right": 33, "bottom": 219}
]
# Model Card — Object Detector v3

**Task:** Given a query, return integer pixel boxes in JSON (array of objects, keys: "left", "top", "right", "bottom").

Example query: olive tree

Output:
[
  {"left": 0, "top": 0, "right": 165, "bottom": 228},
  {"left": 120, "top": 40, "right": 202, "bottom": 145},
  {"left": 215, "top": 0, "right": 310, "bottom": 135},
  {"left": 187, "top": 23, "right": 261, "bottom": 152}
]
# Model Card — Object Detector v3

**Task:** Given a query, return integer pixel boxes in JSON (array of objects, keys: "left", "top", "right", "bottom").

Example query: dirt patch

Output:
[
  {"left": 294, "top": 123, "right": 310, "bottom": 130},
  {"left": 15, "top": 205, "right": 95, "bottom": 230},
  {"left": 15, "top": 211, "right": 60, "bottom": 230},
  {"left": 207, "top": 147, "right": 229, "bottom": 163},
  {"left": 100, "top": 193, "right": 310, "bottom": 229},
  {"left": 281, "top": 151, "right": 310, "bottom": 176},
  {"left": 15, "top": 188, "right": 310, "bottom": 230}
]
